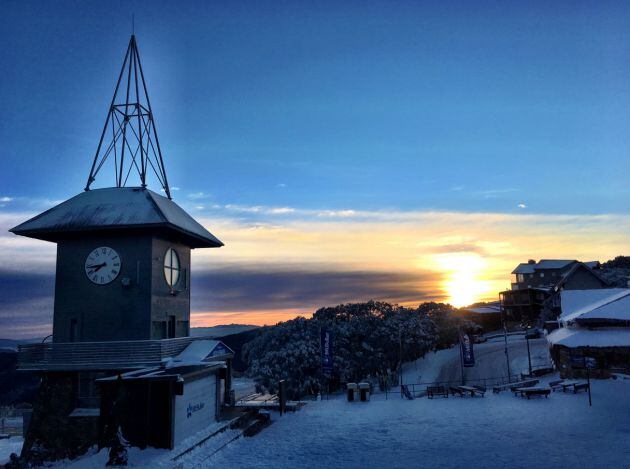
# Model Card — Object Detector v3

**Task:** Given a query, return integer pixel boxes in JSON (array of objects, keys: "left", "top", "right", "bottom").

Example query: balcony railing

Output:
[{"left": 17, "top": 336, "right": 213, "bottom": 371}]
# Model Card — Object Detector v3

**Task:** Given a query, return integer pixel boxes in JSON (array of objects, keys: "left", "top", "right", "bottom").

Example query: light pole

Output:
[
  {"left": 500, "top": 294, "right": 511, "bottom": 381},
  {"left": 524, "top": 324, "right": 533, "bottom": 377}
]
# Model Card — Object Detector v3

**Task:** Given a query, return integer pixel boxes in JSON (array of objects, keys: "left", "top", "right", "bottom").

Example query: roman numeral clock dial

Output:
[{"left": 84, "top": 247, "right": 121, "bottom": 285}]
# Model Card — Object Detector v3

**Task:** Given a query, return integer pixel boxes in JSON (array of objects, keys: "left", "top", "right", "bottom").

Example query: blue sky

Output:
[
  {"left": 1, "top": 1, "right": 630, "bottom": 337},
  {"left": 2, "top": 0, "right": 630, "bottom": 214}
]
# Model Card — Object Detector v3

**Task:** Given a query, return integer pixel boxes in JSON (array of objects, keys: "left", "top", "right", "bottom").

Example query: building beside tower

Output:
[{"left": 10, "top": 35, "right": 231, "bottom": 461}]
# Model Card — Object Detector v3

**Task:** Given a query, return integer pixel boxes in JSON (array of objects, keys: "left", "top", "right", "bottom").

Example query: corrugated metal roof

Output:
[{"left": 10, "top": 187, "right": 223, "bottom": 248}]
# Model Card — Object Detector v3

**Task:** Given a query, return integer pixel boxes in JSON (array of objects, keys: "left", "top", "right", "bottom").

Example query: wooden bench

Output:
[
  {"left": 549, "top": 379, "right": 565, "bottom": 391},
  {"left": 457, "top": 385, "right": 486, "bottom": 397},
  {"left": 427, "top": 385, "right": 448, "bottom": 398},
  {"left": 450, "top": 386, "right": 465, "bottom": 397},
  {"left": 572, "top": 382, "right": 590, "bottom": 393},
  {"left": 509, "top": 379, "right": 539, "bottom": 393},
  {"left": 514, "top": 386, "right": 551, "bottom": 399},
  {"left": 493, "top": 379, "right": 539, "bottom": 394}
]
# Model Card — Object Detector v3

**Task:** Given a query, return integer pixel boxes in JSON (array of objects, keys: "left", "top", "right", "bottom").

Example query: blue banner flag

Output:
[
  {"left": 320, "top": 328, "right": 334, "bottom": 377},
  {"left": 459, "top": 330, "right": 475, "bottom": 367}
]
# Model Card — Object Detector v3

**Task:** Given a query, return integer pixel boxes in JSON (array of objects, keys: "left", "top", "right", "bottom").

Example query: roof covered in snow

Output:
[
  {"left": 547, "top": 327, "right": 630, "bottom": 348},
  {"left": 463, "top": 302, "right": 501, "bottom": 314},
  {"left": 512, "top": 259, "right": 580, "bottom": 274},
  {"left": 10, "top": 187, "right": 223, "bottom": 248},
  {"left": 165, "top": 339, "right": 234, "bottom": 368},
  {"left": 560, "top": 289, "right": 630, "bottom": 323}
]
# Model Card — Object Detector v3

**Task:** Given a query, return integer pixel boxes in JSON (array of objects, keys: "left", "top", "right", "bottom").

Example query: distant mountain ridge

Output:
[{"left": 191, "top": 324, "right": 259, "bottom": 338}]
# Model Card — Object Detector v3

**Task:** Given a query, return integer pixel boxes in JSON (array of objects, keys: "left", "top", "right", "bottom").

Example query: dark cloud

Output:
[
  {"left": 191, "top": 268, "right": 442, "bottom": 312},
  {"left": 0, "top": 270, "right": 55, "bottom": 338},
  {"left": 0, "top": 268, "right": 443, "bottom": 338}
]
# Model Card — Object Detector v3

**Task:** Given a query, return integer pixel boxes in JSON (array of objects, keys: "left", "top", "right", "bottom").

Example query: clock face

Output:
[{"left": 85, "top": 247, "right": 121, "bottom": 285}]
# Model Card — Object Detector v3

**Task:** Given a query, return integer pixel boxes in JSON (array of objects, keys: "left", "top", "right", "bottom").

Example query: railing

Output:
[{"left": 17, "top": 335, "right": 214, "bottom": 371}]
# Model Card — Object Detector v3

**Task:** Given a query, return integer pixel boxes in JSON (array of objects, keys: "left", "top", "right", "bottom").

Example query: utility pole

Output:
[
  {"left": 459, "top": 329, "right": 465, "bottom": 385},
  {"left": 500, "top": 294, "right": 512, "bottom": 381},
  {"left": 399, "top": 321, "right": 403, "bottom": 398}
]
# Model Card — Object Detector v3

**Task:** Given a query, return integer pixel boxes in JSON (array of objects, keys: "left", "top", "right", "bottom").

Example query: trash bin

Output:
[
  {"left": 347, "top": 383, "right": 358, "bottom": 402},
  {"left": 359, "top": 382, "right": 370, "bottom": 402}
]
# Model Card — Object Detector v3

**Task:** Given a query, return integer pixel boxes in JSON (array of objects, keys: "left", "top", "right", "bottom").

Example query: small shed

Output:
[{"left": 97, "top": 340, "right": 233, "bottom": 449}]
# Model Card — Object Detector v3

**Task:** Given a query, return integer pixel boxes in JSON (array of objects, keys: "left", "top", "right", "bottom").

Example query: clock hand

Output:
[{"left": 86, "top": 262, "right": 107, "bottom": 270}]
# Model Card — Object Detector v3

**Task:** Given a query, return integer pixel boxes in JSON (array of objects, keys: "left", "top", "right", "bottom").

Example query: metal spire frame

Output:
[{"left": 85, "top": 35, "right": 171, "bottom": 199}]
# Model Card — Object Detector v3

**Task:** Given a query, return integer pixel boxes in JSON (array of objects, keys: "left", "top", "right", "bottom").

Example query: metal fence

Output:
[{"left": 17, "top": 335, "right": 218, "bottom": 371}]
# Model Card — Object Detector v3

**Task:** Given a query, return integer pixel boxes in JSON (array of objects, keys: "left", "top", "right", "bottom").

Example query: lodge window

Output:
[{"left": 540, "top": 273, "right": 545, "bottom": 278}]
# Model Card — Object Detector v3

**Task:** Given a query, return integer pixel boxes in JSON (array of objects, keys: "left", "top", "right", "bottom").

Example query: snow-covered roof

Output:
[
  {"left": 536, "top": 259, "right": 576, "bottom": 270},
  {"left": 547, "top": 327, "right": 630, "bottom": 348},
  {"left": 511, "top": 259, "right": 577, "bottom": 274},
  {"left": 10, "top": 187, "right": 223, "bottom": 248},
  {"left": 584, "top": 261, "right": 600, "bottom": 269},
  {"left": 512, "top": 263, "right": 536, "bottom": 274},
  {"left": 560, "top": 289, "right": 630, "bottom": 323},
  {"left": 165, "top": 339, "right": 234, "bottom": 368},
  {"left": 464, "top": 304, "right": 501, "bottom": 314}
]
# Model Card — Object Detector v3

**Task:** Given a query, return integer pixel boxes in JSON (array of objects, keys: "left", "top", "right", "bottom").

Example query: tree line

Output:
[{"left": 242, "top": 301, "right": 470, "bottom": 398}]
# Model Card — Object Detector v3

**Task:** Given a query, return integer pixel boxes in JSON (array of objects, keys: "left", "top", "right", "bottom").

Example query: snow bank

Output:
[{"left": 0, "top": 437, "right": 23, "bottom": 465}]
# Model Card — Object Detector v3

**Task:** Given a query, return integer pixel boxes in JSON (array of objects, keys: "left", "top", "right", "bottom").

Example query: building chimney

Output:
[{"left": 528, "top": 259, "right": 536, "bottom": 264}]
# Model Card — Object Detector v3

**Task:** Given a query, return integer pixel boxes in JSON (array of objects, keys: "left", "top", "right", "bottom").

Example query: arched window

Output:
[{"left": 164, "top": 248, "right": 181, "bottom": 288}]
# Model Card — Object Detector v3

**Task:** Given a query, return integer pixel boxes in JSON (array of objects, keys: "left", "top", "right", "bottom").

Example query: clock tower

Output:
[
  {"left": 11, "top": 35, "right": 229, "bottom": 461},
  {"left": 11, "top": 35, "right": 222, "bottom": 344}
]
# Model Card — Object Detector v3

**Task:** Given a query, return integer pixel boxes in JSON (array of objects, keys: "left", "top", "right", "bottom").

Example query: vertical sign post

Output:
[
  {"left": 459, "top": 329, "right": 475, "bottom": 385},
  {"left": 320, "top": 328, "right": 333, "bottom": 389},
  {"left": 584, "top": 355, "right": 596, "bottom": 407}
]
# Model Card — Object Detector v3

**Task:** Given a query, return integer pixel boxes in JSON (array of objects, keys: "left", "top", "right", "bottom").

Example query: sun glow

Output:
[{"left": 435, "top": 252, "right": 494, "bottom": 308}]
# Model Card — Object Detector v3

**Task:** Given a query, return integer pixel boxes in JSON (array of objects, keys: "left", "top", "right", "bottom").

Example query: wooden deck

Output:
[{"left": 234, "top": 393, "right": 305, "bottom": 411}]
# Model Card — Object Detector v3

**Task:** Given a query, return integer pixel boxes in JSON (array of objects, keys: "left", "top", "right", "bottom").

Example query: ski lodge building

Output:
[
  {"left": 11, "top": 35, "right": 233, "bottom": 459},
  {"left": 499, "top": 259, "right": 609, "bottom": 323},
  {"left": 547, "top": 288, "right": 630, "bottom": 378}
]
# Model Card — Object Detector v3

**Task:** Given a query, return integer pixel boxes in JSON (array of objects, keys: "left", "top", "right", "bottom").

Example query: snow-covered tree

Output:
[{"left": 242, "top": 301, "right": 463, "bottom": 397}]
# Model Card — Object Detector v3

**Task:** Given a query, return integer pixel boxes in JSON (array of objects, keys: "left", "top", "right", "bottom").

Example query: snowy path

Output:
[
  {"left": 210, "top": 378, "right": 630, "bottom": 469},
  {"left": 435, "top": 336, "right": 551, "bottom": 385},
  {"left": 403, "top": 335, "right": 551, "bottom": 386}
]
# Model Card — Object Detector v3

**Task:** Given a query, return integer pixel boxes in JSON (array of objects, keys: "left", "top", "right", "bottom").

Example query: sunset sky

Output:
[{"left": 1, "top": 1, "right": 630, "bottom": 338}]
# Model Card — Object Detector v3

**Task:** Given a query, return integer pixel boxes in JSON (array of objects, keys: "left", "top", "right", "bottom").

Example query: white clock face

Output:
[{"left": 85, "top": 247, "right": 121, "bottom": 285}]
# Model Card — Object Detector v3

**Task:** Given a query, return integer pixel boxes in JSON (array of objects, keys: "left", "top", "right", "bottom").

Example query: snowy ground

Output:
[
  {"left": 0, "top": 437, "right": 23, "bottom": 465},
  {"left": 15, "top": 338, "right": 630, "bottom": 468},
  {"left": 210, "top": 377, "right": 630, "bottom": 469},
  {"left": 402, "top": 333, "right": 551, "bottom": 387}
]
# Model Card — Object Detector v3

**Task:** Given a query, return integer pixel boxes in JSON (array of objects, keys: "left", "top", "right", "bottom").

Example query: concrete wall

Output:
[
  {"left": 150, "top": 238, "right": 191, "bottom": 339},
  {"left": 53, "top": 232, "right": 192, "bottom": 343},
  {"left": 53, "top": 233, "right": 154, "bottom": 342}
]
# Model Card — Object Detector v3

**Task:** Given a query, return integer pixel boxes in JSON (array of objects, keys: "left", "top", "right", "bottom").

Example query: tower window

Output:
[{"left": 164, "top": 248, "right": 181, "bottom": 288}]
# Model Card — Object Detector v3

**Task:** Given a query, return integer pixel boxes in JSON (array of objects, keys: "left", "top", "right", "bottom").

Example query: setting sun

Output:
[{"left": 435, "top": 252, "right": 494, "bottom": 307}]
